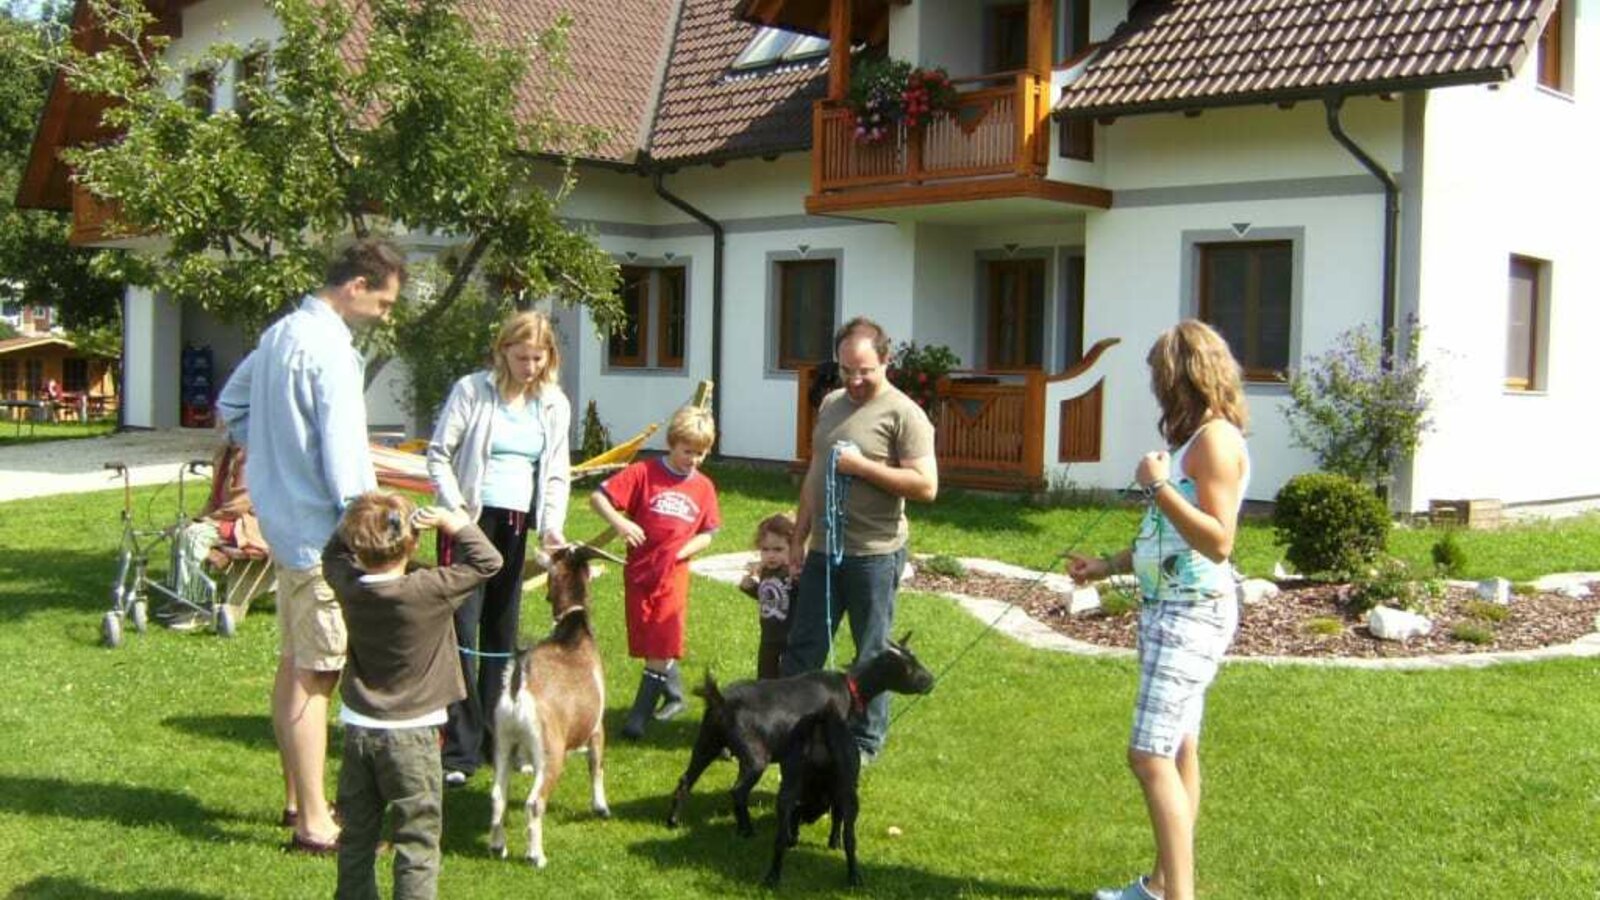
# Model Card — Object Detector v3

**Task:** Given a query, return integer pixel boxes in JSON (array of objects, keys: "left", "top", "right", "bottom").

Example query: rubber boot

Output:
[
  {"left": 655, "top": 661, "right": 686, "bottom": 721},
  {"left": 622, "top": 668, "right": 667, "bottom": 740}
]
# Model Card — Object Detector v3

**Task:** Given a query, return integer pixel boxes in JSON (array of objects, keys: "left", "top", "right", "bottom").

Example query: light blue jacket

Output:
[
  {"left": 217, "top": 296, "right": 376, "bottom": 569},
  {"left": 425, "top": 370, "right": 571, "bottom": 539}
]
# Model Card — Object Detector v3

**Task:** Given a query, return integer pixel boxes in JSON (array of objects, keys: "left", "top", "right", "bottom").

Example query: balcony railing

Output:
[
  {"left": 812, "top": 72, "right": 1050, "bottom": 194},
  {"left": 70, "top": 181, "right": 120, "bottom": 246}
]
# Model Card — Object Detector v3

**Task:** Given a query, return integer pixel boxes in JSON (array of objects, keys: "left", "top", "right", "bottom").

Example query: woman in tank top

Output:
[
  {"left": 426, "top": 311, "right": 572, "bottom": 785},
  {"left": 1068, "top": 320, "right": 1250, "bottom": 900}
]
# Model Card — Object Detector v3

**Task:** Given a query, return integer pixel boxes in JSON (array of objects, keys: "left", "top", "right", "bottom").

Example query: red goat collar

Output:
[{"left": 845, "top": 675, "right": 866, "bottom": 716}]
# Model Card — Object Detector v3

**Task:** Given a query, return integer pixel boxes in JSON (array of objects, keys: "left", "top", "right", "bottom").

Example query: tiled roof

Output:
[
  {"left": 473, "top": 0, "right": 680, "bottom": 162},
  {"left": 648, "top": 0, "right": 828, "bottom": 163},
  {"left": 1057, "top": 0, "right": 1560, "bottom": 118}
]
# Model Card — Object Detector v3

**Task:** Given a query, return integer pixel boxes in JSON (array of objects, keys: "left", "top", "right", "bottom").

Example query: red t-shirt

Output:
[{"left": 600, "top": 458, "right": 721, "bottom": 656}]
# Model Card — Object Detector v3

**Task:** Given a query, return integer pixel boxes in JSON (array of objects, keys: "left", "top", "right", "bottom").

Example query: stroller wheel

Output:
[
  {"left": 215, "top": 605, "right": 236, "bottom": 638},
  {"left": 130, "top": 600, "right": 149, "bottom": 634},
  {"left": 101, "top": 611, "right": 123, "bottom": 648}
]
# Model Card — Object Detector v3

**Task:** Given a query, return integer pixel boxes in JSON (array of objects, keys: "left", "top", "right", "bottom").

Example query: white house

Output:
[{"left": 18, "top": 0, "right": 1597, "bottom": 511}]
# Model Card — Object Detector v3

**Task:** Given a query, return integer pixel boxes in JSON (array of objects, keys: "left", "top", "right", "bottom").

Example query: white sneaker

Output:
[
  {"left": 1095, "top": 875, "right": 1160, "bottom": 900},
  {"left": 443, "top": 770, "right": 468, "bottom": 787}
]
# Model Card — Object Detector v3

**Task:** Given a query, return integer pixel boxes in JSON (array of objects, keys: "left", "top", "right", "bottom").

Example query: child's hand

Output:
[
  {"left": 413, "top": 506, "right": 471, "bottom": 537},
  {"left": 542, "top": 530, "right": 568, "bottom": 552},
  {"left": 1065, "top": 552, "right": 1108, "bottom": 585},
  {"left": 617, "top": 519, "right": 646, "bottom": 548}
]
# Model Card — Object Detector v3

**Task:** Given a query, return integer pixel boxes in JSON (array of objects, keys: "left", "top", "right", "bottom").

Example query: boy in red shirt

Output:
[{"left": 590, "top": 406, "right": 721, "bottom": 739}]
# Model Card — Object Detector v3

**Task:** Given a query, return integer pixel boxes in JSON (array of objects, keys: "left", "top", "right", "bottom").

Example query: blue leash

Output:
[
  {"left": 822, "top": 442, "right": 853, "bottom": 668},
  {"left": 459, "top": 646, "right": 516, "bottom": 660}
]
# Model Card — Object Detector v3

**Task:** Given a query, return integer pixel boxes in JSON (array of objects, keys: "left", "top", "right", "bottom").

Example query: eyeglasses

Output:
[{"left": 838, "top": 365, "right": 880, "bottom": 379}]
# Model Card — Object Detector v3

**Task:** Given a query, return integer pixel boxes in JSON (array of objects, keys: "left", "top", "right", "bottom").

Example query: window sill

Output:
[
  {"left": 1503, "top": 388, "right": 1548, "bottom": 397},
  {"left": 1535, "top": 85, "right": 1575, "bottom": 103},
  {"left": 602, "top": 366, "right": 689, "bottom": 377}
]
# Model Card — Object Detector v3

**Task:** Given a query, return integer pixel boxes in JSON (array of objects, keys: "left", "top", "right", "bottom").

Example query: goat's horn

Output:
[
  {"left": 576, "top": 543, "right": 626, "bottom": 565},
  {"left": 897, "top": 630, "right": 914, "bottom": 647}
]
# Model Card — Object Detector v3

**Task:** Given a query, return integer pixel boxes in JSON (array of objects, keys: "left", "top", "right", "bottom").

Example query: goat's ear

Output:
[{"left": 573, "top": 543, "right": 625, "bottom": 566}]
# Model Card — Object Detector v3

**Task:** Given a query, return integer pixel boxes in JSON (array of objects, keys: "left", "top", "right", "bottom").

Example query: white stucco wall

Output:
[
  {"left": 1410, "top": 8, "right": 1600, "bottom": 507},
  {"left": 122, "top": 286, "right": 181, "bottom": 429}
]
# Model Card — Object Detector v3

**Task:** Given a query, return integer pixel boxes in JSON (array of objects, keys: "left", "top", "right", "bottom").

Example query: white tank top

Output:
[{"left": 1131, "top": 420, "right": 1251, "bottom": 603}]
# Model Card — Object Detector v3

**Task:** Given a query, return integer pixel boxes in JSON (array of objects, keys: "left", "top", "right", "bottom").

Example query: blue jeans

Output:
[{"left": 782, "top": 548, "right": 905, "bottom": 755}]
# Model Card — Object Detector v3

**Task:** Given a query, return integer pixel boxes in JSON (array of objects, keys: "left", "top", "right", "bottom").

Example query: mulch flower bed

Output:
[{"left": 906, "top": 569, "right": 1600, "bottom": 658}]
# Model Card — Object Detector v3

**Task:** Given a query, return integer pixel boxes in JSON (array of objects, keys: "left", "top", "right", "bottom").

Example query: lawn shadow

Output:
[
  {"left": 6, "top": 877, "right": 222, "bottom": 900},
  {"left": 0, "top": 547, "right": 124, "bottom": 622},
  {"left": 0, "top": 776, "right": 237, "bottom": 843},
  {"left": 623, "top": 819, "right": 1081, "bottom": 898},
  {"left": 162, "top": 713, "right": 277, "bottom": 751}
]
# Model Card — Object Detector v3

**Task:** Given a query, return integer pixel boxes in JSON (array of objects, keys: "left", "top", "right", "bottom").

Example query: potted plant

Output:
[
  {"left": 888, "top": 341, "right": 961, "bottom": 419},
  {"left": 845, "top": 58, "right": 959, "bottom": 145}
]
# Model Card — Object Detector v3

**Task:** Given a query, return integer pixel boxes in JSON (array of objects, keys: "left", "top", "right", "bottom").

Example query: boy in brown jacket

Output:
[{"left": 322, "top": 491, "right": 503, "bottom": 900}]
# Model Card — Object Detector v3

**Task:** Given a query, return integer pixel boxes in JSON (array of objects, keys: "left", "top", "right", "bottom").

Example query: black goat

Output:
[
  {"left": 664, "top": 634, "right": 935, "bottom": 853},
  {"left": 765, "top": 709, "right": 861, "bottom": 886}
]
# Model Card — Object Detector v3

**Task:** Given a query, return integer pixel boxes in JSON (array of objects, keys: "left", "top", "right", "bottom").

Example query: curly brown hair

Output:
[
  {"left": 1146, "top": 320, "right": 1248, "bottom": 447},
  {"left": 751, "top": 511, "right": 796, "bottom": 548},
  {"left": 337, "top": 491, "right": 418, "bottom": 570}
]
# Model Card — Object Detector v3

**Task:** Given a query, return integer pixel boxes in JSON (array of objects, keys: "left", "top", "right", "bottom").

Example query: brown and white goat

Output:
[{"left": 489, "top": 544, "right": 619, "bottom": 867}]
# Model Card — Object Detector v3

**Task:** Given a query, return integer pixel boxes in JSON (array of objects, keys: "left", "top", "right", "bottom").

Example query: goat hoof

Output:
[
  {"left": 847, "top": 872, "right": 864, "bottom": 888},
  {"left": 490, "top": 843, "right": 506, "bottom": 860},
  {"left": 594, "top": 805, "right": 611, "bottom": 819},
  {"left": 665, "top": 815, "right": 679, "bottom": 830},
  {"left": 762, "top": 872, "right": 781, "bottom": 889},
  {"left": 528, "top": 854, "right": 547, "bottom": 869},
  {"left": 737, "top": 825, "right": 755, "bottom": 839}
]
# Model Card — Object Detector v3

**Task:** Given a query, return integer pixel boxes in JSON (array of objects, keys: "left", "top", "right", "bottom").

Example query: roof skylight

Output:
[{"left": 732, "top": 26, "right": 830, "bottom": 71}]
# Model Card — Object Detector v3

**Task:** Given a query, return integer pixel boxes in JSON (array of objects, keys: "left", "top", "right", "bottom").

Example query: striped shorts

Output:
[{"left": 1130, "top": 597, "right": 1238, "bottom": 758}]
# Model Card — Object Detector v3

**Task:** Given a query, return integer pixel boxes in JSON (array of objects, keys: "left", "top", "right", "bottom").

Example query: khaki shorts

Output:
[{"left": 275, "top": 563, "right": 346, "bottom": 672}]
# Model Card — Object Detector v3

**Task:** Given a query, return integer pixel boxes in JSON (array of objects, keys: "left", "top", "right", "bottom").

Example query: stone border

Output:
[{"left": 689, "top": 552, "right": 1600, "bottom": 671}]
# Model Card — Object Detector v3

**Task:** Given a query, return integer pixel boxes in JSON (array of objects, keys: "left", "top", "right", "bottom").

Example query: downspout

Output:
[
  {"left": 651, "top": 170, "right": 724, "bottom": 446},
  {"left": 1324, "top": 94, "right": 1399, "bottom": 361}
]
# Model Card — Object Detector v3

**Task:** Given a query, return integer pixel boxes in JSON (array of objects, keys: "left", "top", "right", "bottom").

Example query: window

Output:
[
  {"left": 657, "top": 267, "right": 686, "bottom": 370},
  {"left": 985, "top": 259, "right": 1046, "bottom": 369},
  {"left": 732, "top": 26, "right": 830, "bottom": 71},
  {"left": 1198, "top": 241, "right": 1293, "bottom": 379},
  {"left": 608, "top": 264, "right": 689, "bottom": 371},
  {"left": 0, "top": 360, "right": 16, "bottom": 397},
  {"left": 608, "top": 266, "right": 649, "bottom": 368},
  {"left": 1507, "top": 255, "right": 1549, "bottom": 391},
  {"left": 184, "top": 67, "right": 217, "bottom": 115},
  {"left": 1536, "top": 0, "right": 1568, "bottom": 92},
  {"left": 776, "top": 259, "right": 836, "bottom": 371},
  {"left": 1055, "top": 0, "right": 1090, "bottom": 65},
  {"left": 235, "top": 50, "right": 269, "bottom": 119},
  {"left": 1058, "top": 117, "right": 1093, "bottom": 161},
  {"left": 987, "top": 3, "right": 1029, "bottom": 72},
  {"left": 24, "top": 359, "right": 42, "bottom": 396},
  {"left": 63, "top": 358, "right": 89, "bottom": 394}
]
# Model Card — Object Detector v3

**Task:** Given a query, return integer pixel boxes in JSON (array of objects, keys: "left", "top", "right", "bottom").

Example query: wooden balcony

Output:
[
  {"left": 793, "top": 338, "right": 1121, "bottom": 493},
  {"left": 806, "top": 73, "right": 1110, "bottom": 218},
  {"left": 70, "top": 181, "right": 122, "bottom": 246}
]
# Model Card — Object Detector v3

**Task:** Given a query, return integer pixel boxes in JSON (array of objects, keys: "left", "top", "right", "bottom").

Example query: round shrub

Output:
[{"left": 1272, "top": 472, "right": 1391, "bottom": 578}]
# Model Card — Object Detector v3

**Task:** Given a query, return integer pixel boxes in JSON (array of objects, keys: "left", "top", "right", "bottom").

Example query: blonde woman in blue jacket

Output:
[{"left": 427, "top": 311, "right": 572, "bottom": 785}]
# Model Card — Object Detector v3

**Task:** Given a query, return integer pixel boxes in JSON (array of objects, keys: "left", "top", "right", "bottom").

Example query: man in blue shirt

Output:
[{"left": 218, "top": 239, "right": 407, "bottom": 853}]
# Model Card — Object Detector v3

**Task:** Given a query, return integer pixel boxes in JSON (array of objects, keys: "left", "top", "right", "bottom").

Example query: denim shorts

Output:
[{"left": 1129, "top": 597, "right": 1238, "bottom": 758}]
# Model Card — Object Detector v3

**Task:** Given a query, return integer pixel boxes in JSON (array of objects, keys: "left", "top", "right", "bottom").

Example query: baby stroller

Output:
[{"left": 100, "top": 444, "right": 273, "bottom": 648}]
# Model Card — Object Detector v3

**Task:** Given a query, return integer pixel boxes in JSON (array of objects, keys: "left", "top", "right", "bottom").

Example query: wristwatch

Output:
[{"left": 1140, "top": 478, "right": 1168, "bottom": 500}]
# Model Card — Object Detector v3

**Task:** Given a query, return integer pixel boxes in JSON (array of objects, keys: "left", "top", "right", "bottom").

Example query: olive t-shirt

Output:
[{"left": 806, "top": 384, "right": 935, "bottom": 556}]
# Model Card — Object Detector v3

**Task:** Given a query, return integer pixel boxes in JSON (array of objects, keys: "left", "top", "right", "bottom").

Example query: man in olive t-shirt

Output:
[{"left": 785, "top": 317, "right": 938, "bottom": 760}]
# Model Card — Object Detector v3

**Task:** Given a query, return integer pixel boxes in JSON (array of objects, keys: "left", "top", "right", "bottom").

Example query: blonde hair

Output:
[
  {"left": 492, "top": 311, "right": 561, "bottom": 400},
  {"left": 666, "top": 406, "right": 716, "bottom": 452},
  {"left": 752, "top": 511, "right": 795, "bottom": 548},
  {"left": 337, "top": 491, "right": 418, "bottom": 570},
  {"left": 1146, "top": 319, "right": 1249, "bottom": 447}
]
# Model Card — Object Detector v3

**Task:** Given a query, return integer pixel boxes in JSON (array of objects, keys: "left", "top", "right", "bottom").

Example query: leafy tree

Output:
[
  {"left": 0, "top": 3, "right": 123, "bottom": 330},
  {"left": 1284, "top": 323, "right": 1432, "bottom": 494},
  {"left": 0, "top": 319, "right": 17, "bottom": 340},
  {"left": 18, "top": 0, "right": 621, "bottom": 384}
]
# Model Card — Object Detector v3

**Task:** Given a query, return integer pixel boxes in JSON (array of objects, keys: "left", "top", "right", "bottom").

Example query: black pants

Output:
[{"left": 441, "top": 507, "right": 529, "bottom": 775}]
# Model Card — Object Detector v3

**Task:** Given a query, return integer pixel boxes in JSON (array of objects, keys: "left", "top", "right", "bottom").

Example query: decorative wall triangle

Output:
[{"left": 1231, "top": 222, "right": 1252, "bottom": 237}]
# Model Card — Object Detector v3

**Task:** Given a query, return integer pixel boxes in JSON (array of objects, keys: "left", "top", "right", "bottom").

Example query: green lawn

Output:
[
  {"left": 0, "top": 418, "right": 117, "bottom": 447},
  {"left": 1, "top": 465, "right": 1598, "bottom": 898}
]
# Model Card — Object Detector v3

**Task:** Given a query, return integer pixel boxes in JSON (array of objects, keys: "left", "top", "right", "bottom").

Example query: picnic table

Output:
[{"left": 0, "top": 399, "right": 45, "bottom": 436}]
